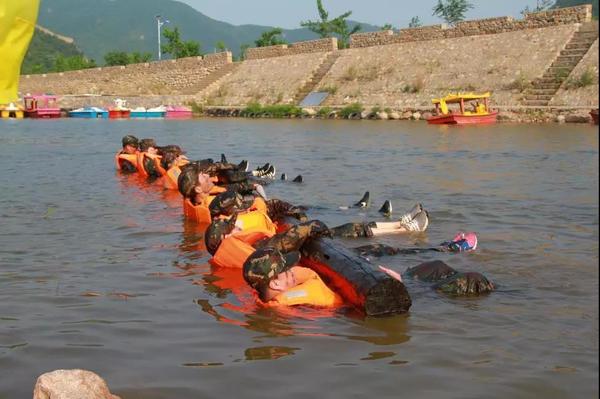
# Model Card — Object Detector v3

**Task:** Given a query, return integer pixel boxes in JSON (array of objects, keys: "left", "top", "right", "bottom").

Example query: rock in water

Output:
[
  {"left": 405, "top": 260, "right": 457, "bottom": 282},
  {"left": 433, "top": 272, "right": 495, "bottom": 296},
  {"left": 33, "top": 369, "right": 121, "bottom": 399}
]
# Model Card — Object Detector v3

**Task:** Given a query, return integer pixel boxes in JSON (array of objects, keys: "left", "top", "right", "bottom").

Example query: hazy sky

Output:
[{"left": 180, "top": 0, "right": 545, "bottom": 28}]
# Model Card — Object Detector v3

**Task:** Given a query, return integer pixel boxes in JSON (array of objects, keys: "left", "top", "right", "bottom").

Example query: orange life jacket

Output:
[
  {"left": 210, "top": 229, "right": 273, "bottom": 269},
  {"left": 163, "top": 159, "right": 189, "bottom": 190},
  {"left": 115, "top": 152, "right": 139, "bottom": 171},
  {"left": 269, "top": 268, "right": 343, "bottom": 308},
  {"left": 136, "top": 152, "right": 161, "bottom": 177},
  {"left": 182, "top": 186, "right": 228, "bottom": 223}
]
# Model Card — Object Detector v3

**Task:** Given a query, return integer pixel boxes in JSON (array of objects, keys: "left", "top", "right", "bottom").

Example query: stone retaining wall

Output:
[
  {"left": 350, "top": 5, "right": 592, "bottom": 48},
  {"left": 201, "top": 52, "right": 328, "bottom": 105},
  {"left": 318, "top": 25, "right": 581, "bottom": 108},
  {"left": 20, "top": 52, "right": 232, "bottom": 96},
  {"left": 245, "top": 38, "right": 337, "bottom": 60}
]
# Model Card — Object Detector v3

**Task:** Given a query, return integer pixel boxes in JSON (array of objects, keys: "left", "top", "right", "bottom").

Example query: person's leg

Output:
[{"left": 330, "top": 222, "right": 376, "bottom": 238}]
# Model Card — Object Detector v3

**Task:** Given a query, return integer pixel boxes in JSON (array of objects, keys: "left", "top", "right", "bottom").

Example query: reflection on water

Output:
[{"left": 0, "top": 119, "right": 597, "bottom": 399}]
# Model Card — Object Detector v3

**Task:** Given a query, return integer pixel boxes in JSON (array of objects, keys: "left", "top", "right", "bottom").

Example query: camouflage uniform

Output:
[{"left": 254, "top": 220, "right": 331, "bottom": 253}]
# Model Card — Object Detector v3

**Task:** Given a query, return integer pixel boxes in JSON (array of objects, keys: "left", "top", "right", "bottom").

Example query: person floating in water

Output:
[{"left": 115, "top": 135, "right": 140, "bottom": 173}]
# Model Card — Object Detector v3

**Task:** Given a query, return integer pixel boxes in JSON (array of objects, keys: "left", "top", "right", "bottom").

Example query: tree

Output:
[
  {"left": 521, "top": 0, "right": 555, "bottom": 15},
  {"left": 104, "top": 51, "right": 130, "bottom": 66},
  {"left": 215, "top": 41, "right": 227, "bottom": 52},
  {"left": 239, "top": 43, "right": 250, "bottom": 61},
  {"left": 54, "top": 55, "right": 96, "bottom": 72},
  {"left": 381, "top": 23, "right": 394, "bottom": 31},
  {"left": 254, "top": 28, "right": 287, "bottom": 47},
  {"left": 129, "top": 51, "right": 152, "bottom": 63},
  {"left": 104, "top": 51, "right": 151, "bottom": 66},
  {"left": 300, "top": 0, "right": 361, "bottom": 48},
  {"left": 409, "top": 16, "right": 423, "bottom": 28},
  {"left": 432, "top": 0, "right": 474, "bottom": 25},
  {"left": 161, "top": 27, "right": 201, "bottom": 59}
]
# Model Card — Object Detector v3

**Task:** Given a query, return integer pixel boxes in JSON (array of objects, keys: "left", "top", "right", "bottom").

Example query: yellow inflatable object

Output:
[{"left": 0, "top": 0, "right": 41, "bottom": 104}]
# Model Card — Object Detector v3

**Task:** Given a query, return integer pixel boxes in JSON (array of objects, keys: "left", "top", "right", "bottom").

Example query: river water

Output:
[{"left": 0, "top": 119, "right": 598, "bottom": 398}]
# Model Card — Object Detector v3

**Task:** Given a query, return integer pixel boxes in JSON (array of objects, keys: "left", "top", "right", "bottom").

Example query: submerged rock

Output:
[
  {"left": 33, "top": 369, "right": 120, "bottom": 399},
  {"left": 405, "top": 260, "right": 457, "bottom": 282},
  {"left": 433, "top": 272, "right": 495, "bottom": 296}
]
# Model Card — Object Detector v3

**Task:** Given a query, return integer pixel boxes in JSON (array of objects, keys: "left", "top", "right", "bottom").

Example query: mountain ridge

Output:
[{"left": 37, "top": 0, "right": 379, "bottom": 62}]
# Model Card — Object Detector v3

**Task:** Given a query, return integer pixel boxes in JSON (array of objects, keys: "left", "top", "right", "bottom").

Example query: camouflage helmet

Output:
[
  {"left": 243, "top": 247, "right": 301, "bottom": 290},
  {"left": 121, "top": 135, "right": 139, "bottom": 147},
  {"left": 209, "top": 190, "right": 254, "bottom": 218}
]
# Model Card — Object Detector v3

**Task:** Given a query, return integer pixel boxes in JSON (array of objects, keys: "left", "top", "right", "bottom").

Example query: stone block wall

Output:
[
  {"left": 350, "top": 5, "right": 592, "bottom": 48},
  {"left": 201, "top": 52, "right": 328, "bottom": 105},
  {"left": 20, "top": 52, "right": 232, "bottom": 96},
  {"left": 245, "top": 38, "right": 337, "bottom": 60},
  {"left": 317, "top": 25, "right": 579, "bottom": 108}
]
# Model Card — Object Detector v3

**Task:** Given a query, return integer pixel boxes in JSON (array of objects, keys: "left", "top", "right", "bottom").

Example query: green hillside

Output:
[
  {"left": 554, "top": 0, "right": 599, "bottom": 17},
  {"left": 37, "top": 0, "right": 379, "bottom": 62},
  {"left": 22, "top": 27, "right": 83, "bottom": 74}
]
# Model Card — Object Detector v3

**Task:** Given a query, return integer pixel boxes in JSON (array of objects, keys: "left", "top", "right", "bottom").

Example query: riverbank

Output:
[
  {"left": 20, "top": 6, "right": 598, "bottom": 120},
  {"left": 52, "top": 103, "right": 598, "bottom": 124}
]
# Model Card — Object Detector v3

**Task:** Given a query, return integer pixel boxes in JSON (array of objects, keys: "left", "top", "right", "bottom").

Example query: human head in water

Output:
[
  {"left": 157, "top": 145, "right": 186, "bottom": 170},
  {"left": 139, "top": 138, "right": 157, "bottom": 154},
  {"left": 121, "top": 135, "right": 139, "bottom": 154},
  {"left": 177, "top": 161, "right": 216, "bottom": 204},
  {"left": 243, "top": 247, "right": 302, "bottom": 302}
]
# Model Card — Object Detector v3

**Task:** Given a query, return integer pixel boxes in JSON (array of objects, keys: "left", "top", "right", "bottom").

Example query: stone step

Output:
[
  {"left": 522, "top": 100, "right": 550, "bottom": 106},
  {"left": 533, "top": 83, "right": 561, "bottom": 90},
  {"left": 555, "top": 54, "right": 584, "bottom": 61},
  {"left": 551, "top": 61, "right": 578, "bottom": 68},
  {"left": 528, "top": 89, "right": 557, "bottom": 95},
  {"left": 525, "top": 94, "right": 553, "bottom": 100},
  {"left": 561, "top": 49, "right": 588, "bottom": 56},
  {"left": 565, "top": 41, "right": 595, "bottom": 49}
]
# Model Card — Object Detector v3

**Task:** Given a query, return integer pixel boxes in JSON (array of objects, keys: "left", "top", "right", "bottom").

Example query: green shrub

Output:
[
  {"left": 566, "top": 67, "right": 597, "bottom": 89},
  {"left": 340, "top": 103, "right": 363, "bottom": 119},
  {"left": 187, "top": 100, "right": 203, "bottom": 115},
  {"left": 241, "top": 102, "right": 263, "bottom": 117},
  {"left": 317, "top": 106, "right": 332, "bottom": 117},
  {"left": 240, "top": 103, "right": 302, "bottom": 118}
]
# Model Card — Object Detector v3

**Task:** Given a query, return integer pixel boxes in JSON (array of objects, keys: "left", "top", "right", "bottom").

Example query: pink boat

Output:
[
  {"left": 166, "top": 105, "right": 193, "bottom": 119},
  {"left": 23, "top": 94, "right": 61, "bottom": 118}
]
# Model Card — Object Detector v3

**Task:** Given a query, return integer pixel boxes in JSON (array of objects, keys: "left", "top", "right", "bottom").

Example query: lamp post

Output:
[{"left": 156, "top": 15, "right": 169, "bottom": 60}]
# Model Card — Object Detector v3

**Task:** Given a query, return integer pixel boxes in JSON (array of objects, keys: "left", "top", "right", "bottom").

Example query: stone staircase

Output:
[
  {"left": 293, "top": 51, "right": 340, "bottom": 104},
  {"left": 522, "top": 22, "right": 598, "bottom": 106},
  {"left": 182, "top": 63, "right": 240, "bottom": 95}
]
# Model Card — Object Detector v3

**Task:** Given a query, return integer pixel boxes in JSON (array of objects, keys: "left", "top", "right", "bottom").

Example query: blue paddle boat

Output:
[{"left": 69, "top": 106, "right": 108, "bottom": 118}]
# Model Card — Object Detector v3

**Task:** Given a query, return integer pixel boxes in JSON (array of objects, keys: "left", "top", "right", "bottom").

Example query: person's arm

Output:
[{"left": 259, "top": 220, "right": 330, "bottom": 253}]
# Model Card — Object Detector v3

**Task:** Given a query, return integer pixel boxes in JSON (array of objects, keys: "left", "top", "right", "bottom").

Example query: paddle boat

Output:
[
  {"left": 69, "top": 106, "right": 108, "bottom": 118},
  {"left": 130, "top": 106, "right": 166, "bottom": 118},
  {"left": 23, "top": 94, "right": 61, "bottom": 118},
  {"left": 108, "top": 99, "right": 131, "bottom": 119},
  {"left": 165, "top": 105, "right": 192, "bottom": 119},
  {"left": 427, "top": 92, "right": 498, "bottom": 125},
  {"left": 1, "top": 102, "right": 24, "bottom": 119}
]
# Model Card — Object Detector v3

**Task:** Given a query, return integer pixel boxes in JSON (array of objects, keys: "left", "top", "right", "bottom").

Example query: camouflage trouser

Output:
[
  {"left": 266, "top": 199, "right": 308, "bottom": 223},
  {"left": 255, "top": 220, "right": 327, "bottom": 253},
  {"left": 330, "top": 222, "right": 376, "bottom": 238},
  {"left": 352, "top": 244, "right": 451, "bottom": 258}
]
